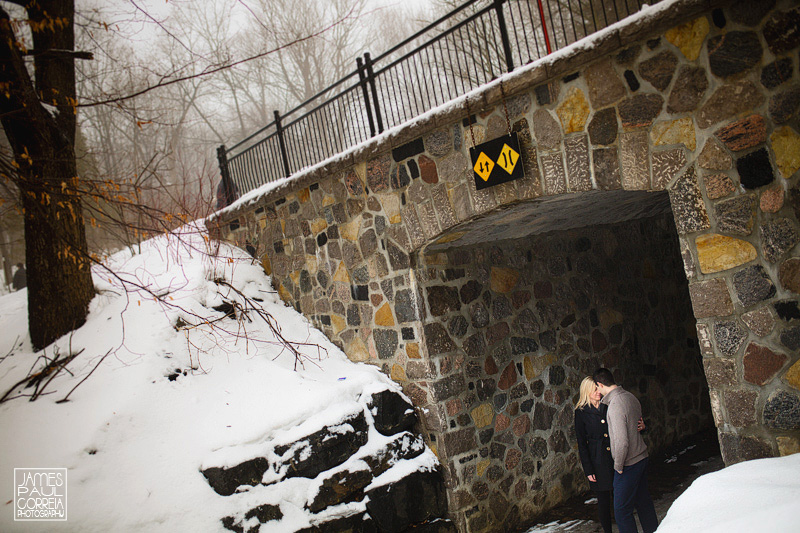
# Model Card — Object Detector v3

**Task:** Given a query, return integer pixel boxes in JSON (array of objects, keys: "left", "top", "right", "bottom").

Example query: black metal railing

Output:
[{"left": 219, "top": 0, "right": 650, "bottom": 201}]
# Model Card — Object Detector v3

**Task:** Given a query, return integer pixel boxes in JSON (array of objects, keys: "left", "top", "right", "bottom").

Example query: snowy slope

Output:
[{"left": 0, "top": 225, "right": 433, "bottom": 532}]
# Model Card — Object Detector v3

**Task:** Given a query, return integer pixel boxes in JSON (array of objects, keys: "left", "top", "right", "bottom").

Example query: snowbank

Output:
[
  {"left": 0, "top": 225, "right": 432, "bottom": 531},
  {"left": 656, "top": 453, "right": 800, "bottom": 533}
]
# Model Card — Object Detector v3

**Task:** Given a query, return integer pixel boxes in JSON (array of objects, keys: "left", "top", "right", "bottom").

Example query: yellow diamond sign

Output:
[
  {"left": 497, "top": 143, "right": 519, "bottom": 175},
  {"left": 473, "top": 152, "right": 495, "bottom": 182}
]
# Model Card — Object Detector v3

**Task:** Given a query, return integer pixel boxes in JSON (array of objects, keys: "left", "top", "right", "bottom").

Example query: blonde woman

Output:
[
  {"left": 575, "top": 376, "right": 615, "bottom": 533},
  {"left": 575, "top": 376, "right": 645, "bottom": 533}
]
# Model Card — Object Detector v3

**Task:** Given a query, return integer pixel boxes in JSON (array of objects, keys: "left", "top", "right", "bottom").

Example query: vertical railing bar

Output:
[
  {"left": 478, "top": 15, "right": 494, "bottom": 83},
  {"left": 356, "top": 57, "right": 376, "bottom": 137},
  {"left": 535, "top": 0, "right": 553, "bottom": 54},
  {"left": 523, "top": 0, "right": 542, "bottom": 60},
  {"left": 577, "top": 0, "right": 588, "bottom": 38},
  {"left": 415, "top": 48, "right": 432, "bottom": 113},
  {"left": 273, "top": 110, "right": 291, "bottom": 178},
  {"left": 487, "top": 11, "right": 504, "bottom": 82},
  {"left": 513, "top": 0, "right": 531, "bottom": 64},
  {"left": 364, "top": 53, "right": 384, "bottom": 133},
  {"left": 545, "top": 0, "right": 559, "bottom": 50},
  {"left": 400, "top": 59, "right": 416, "bottom": 118},
  {"left": 492, "top": 0, "right": 514, "bottom": 73},
  {"left": 554, "top": 0, "right": 568, "bottom": 47},
  {"left": 567, "top": 0, "right": 578, "bottom": 43}
]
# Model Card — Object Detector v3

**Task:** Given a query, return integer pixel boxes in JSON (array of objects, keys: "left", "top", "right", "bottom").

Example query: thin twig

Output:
[{"left": 57, "top": 349, "right": 113, "bottom": 404}]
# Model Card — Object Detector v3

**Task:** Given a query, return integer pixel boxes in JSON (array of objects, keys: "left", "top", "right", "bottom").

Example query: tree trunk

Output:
[{"left": 0, "top": 1, "right": 95, "bottom": 349}]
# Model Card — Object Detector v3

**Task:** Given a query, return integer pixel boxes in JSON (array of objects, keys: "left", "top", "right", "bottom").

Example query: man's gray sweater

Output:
[{"left": 600, "top": 386, "right": 648, "bottom": 472}]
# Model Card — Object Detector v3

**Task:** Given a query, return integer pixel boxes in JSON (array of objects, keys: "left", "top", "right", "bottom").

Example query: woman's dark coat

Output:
[{"left": 574, "top": 402, "right": 614, "bottom": 491}]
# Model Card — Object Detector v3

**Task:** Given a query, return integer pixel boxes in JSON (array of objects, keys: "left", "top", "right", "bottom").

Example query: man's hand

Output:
[
  {"left": 587, "top": 474, "right": 596, "bottom": 482},
  {"left": 616, "top": 469, "right": 623, "bottom": 474},
  {"left": 637, "top": 417, "right": 646, "bottom": 432}
]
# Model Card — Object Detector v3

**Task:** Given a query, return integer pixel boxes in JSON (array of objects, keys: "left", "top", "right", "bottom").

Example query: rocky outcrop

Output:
[{"left": 201, "top": 388, "right": 454, "bottom": 532}]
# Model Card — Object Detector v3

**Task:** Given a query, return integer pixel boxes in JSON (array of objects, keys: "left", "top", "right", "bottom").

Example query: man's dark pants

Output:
[{"left": 612, "top": 457, "right": 658, "bottom": 533}]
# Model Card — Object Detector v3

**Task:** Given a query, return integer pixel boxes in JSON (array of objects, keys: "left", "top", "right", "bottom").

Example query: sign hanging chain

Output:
[
  {"left": 500, "top": 79, "right": 511, "bottom": 136},
  {"left": 465, "top": 95, "right": 476, "bottom": 149}
]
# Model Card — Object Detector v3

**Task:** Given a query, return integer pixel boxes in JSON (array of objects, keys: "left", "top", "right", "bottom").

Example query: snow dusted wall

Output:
[{"left": 211, "top": 0, "right": 800, "bottom": 530}]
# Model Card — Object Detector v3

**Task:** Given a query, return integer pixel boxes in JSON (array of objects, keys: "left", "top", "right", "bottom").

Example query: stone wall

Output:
[
  {"left": 211, "top": 0, "right": 800, "bottom": 530},
  {"left": 415, "top": 213, "right": 709, "bottom": 530}
]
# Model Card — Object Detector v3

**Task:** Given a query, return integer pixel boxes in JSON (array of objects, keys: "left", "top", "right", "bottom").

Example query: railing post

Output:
[
  {"left": 536, "top": 0, "right": 552, "bottom": 55},
  {"left": 363, "top": 53, "right": 384, "bottom": 133},
  {"left": 273, "top": 110, "right": 292, "bottom": 178},
  {"left": 493, "top": 0, "right": 514, "bottom": 73},
  {"left": 356, "top": 57, "right": 377, "bottom": 137},
  {"left": 216, "top": 145, "right": 237, "bottom": 206}
]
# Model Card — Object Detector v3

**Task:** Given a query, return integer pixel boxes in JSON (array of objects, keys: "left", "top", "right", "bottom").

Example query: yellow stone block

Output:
[
  {"left": 391, "top": 364, "right": 407, "bottom": 382},
  {"left": 490, "top": 267, "right": 520, "bottom": 293},
  {"left": 665, "top": 17, "right": 709, "bottom": 61},
  {"left": 380, "top": 193, "right": 402, "bottom": 225},
  {"left": 557, "top": 87, "right": 590, "bottom": 134},
  {"left": 696, "top": 233, "right": 757, "bottom": 273},
  {"left": 310, "top": 218, "right": 328, "bottom": 234},
  {"left": 340, "top": 219, "right": 361, "bottom": 241},
  {"left": 258, "top": 217, "right": 267, "bottom": 229},
  {"left": 477, "top": 459, "right": 491, "bottom": 477},
  {"left": 347, "top": 337, "right": 370, "bottom": 362},
  {"left": 407, "top": 342, "right": 421, "bottom": 359},
  {"left": 523, "top": 356, "right": 535, "bottom": 380},
  {"left": 260, "top": 254, "right": 272, "bottom": 276},
  {"left": 297, "top": 187, "right": 310, "bottom": 203},
  {"left": 322, "top": 195, "right": 336, "bottom": 207},
  {"left": 333, "top": 263, "right": 351, "bottom": 283},
  {"left": 785, "top": 358, "right": 800, "bottom": 391},
  {"left": 305, "top": 255, "right": 318, "bottom": 275},
  {"left": 277, "top": 283, "right": 292, "bottom": 304},
  {"left": 331, "top": 315, "right": 346, "bottom": 334},
  {"left": 770, "top": 126, "right": 800, "bottom": 179},
  {"left": 471, "top": 404, "right": 494, "bottom": 428},
  {"left": 532, "top": 354, "right": 557, "bottom": 376},
  {"left": 289, "top": 270, "right": 301, "bottom": 285},
  {"left": 374, "top": 303, "right": 395, "bottom": 326},
  {"left": 651, "top": 117, "right": 696, "bottom": 151},
  {"left": 354, "top": 161, "right": 367, "bottom": 183},
  {"left": 777, "top": 436, "right": 800, "bottom": 456}
]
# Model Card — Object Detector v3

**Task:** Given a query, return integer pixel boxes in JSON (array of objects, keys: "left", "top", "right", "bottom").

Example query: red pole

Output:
[{"left": 536, "top": 0, "right": 552, "bottom": 55}]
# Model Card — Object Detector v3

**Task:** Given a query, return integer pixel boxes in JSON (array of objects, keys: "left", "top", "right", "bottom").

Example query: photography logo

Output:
[{"left": 14, "top": 468, "right": 67, "bottom": 521}]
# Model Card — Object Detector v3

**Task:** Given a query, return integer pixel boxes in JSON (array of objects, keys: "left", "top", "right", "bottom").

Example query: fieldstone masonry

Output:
[{"left": 211, "top": 0, "right": 800, "bottom": 530}]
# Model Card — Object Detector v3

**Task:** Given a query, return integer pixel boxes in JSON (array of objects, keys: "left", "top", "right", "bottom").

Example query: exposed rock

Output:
[
  {"left": 724, "top": 389, "right": 757, "bottom": 427},
  {"left": 367, "top": 389, "right": 417, "bottom": 436},
  {"left": 760, "top": 188, "right": 784, "bottom": 213},
  {"left": 425, "top": 130, "right": 452, "bottom": 157},
  {"left": 202, "top": 457, "right": 270, "bottom": 496},
  {"left": 713, "top": 320, "right": 747, "bottom": 357},
  {"left": 621, "top": 131, "right": 650, "bottom": 189},
  {"left": 652, "top": 148, "right": 686, "bottom": 190},
  {"left": 366, "top": 469, "right": 448, "bottom": 532},
  {"left": 275, "top": 410, "right": 369, "bottom": 480},
  {"left": 424, "top": 323, "right": 456, "bottom": 356},
  {"left": 367, "top": 154, "right": 392, "bottom": 193},
  {"left": 729, "top": 0, "right": 775, "bottom": 27},
  {"left": 703, "top": 358, "right": 736, "bottom": 389},
  {"left": 698, "top": 138, "right": 732, "bottom": 171},
  {"left": 651, "top": 117, "right": 695, "bottom": 151}
]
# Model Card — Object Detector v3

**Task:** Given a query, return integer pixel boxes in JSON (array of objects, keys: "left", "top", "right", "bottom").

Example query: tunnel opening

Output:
[{"left": 418, "top": 189, "right": 715, "bottom": 531}]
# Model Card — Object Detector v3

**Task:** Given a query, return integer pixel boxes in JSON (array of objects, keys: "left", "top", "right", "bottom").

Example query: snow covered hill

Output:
[{"left": 0, "top": 226, "right": 439, "bottom": 532}]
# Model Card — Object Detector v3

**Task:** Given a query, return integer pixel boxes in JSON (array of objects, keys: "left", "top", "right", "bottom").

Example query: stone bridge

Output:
[{"left": 210, "top": 0, "right": 800, "bottom": 530}]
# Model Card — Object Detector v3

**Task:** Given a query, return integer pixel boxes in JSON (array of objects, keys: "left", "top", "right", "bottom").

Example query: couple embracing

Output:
[{"left": 574, "top": 368, "right": 659, "bottom": 533}]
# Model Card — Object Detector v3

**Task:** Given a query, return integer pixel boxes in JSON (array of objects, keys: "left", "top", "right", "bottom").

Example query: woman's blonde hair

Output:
[{"left": 575, "top": 376, "right": 597, "bottom": 410}]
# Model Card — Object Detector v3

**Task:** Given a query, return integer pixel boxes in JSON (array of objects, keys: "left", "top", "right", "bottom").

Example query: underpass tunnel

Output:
[{"left": 415, "top": 189, "right": 714, "bottom": 530}]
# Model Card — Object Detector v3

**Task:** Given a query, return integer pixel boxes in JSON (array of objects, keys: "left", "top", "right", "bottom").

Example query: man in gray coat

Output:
[{"left": 593, "top": 368, "right": 658, "bottom": 533}]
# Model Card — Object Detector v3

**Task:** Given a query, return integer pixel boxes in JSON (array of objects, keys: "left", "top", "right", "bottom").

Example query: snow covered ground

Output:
[{"left": 0, "top": 226, "right": 434, "bottom": 532}]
